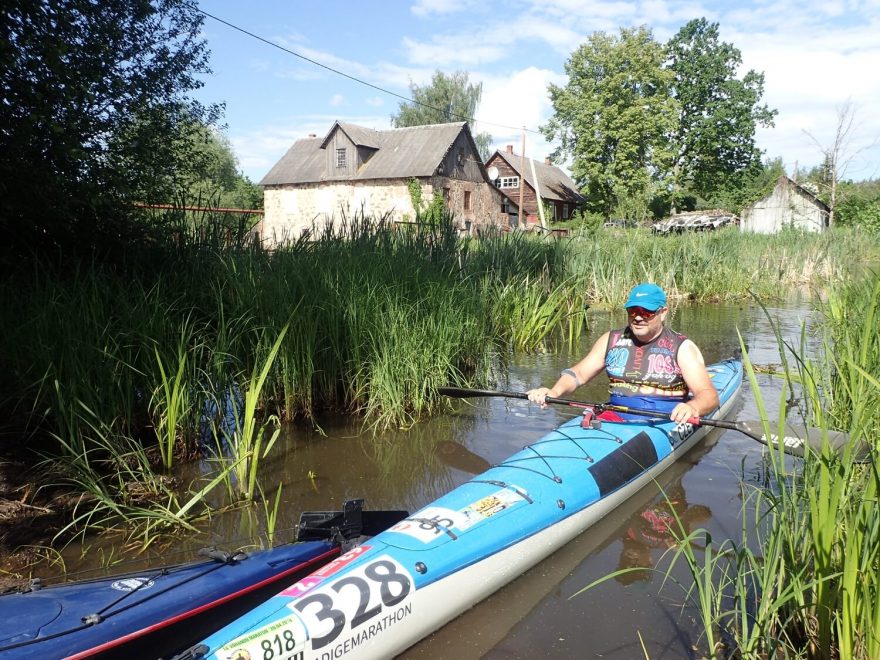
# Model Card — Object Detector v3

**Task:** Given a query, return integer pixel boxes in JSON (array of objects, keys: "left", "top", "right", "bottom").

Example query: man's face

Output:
[{"left": 626, "top": 306, "right": 667, "bottom": 341}]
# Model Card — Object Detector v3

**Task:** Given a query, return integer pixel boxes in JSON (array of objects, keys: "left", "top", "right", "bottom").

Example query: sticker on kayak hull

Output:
[
  {"left": 280, "top": 545, "right": 372, "bottom": 598},
  {"left": 111, "top": 577, "right": 155, "bottom": 592},
  {"left": 391, "top": 487, "right": 525, "bottom": 542},
  {"left": 218, "top": 554, "right": 414, "bottom": 660}
]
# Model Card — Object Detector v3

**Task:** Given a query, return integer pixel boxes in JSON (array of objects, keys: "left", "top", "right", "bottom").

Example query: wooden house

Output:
[
  {"left": 257, "top": 122, "right": 512, "bottom": 245},
  {"left": 740, "top": 176, "right": 830, "bottom": 234},
  {"left": 484, "top": 146, "right": 584, "bottom": 228}
]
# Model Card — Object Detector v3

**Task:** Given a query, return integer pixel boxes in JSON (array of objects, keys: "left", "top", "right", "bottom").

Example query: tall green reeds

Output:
[
  {"left": 3, "top": 210, "right": 878, "bottom": 545},
  {"left": 653, "top": 274, "right": 879, "bottom": 659}
]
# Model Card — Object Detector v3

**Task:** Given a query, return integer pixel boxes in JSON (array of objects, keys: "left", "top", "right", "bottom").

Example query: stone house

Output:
[
  {"left": 484, "top": 146, "right": 584, "bottom": 228},
  {"left": 740, "top": 175, "right": 830, "bottom": 234},
  {"left": 257, "top": 121, "right": 512, "bottom": 245}
]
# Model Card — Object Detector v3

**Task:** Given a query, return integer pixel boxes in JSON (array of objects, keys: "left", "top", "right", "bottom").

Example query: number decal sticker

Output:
[
  {"left": 292, "top": 556, "right": 414, "bottom": 655},
  {"left": 217, "top": 614, "right": 308, "bottom": 659},
  {"left": 216, "top": 557, "right": 414, "bottom": 659}
]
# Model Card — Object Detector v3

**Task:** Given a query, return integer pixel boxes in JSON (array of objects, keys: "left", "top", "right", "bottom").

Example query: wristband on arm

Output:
[{"left": 561, "top": 368, "right": 582, "bottom": 387}]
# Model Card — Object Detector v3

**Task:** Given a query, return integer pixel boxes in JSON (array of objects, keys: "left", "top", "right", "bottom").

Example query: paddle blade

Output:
[
  {"left": 737, "top": 421, "right": 866, "bottom": 460},
  {"left": 435, "top": 440, "right": 491, "bottom": 475}
]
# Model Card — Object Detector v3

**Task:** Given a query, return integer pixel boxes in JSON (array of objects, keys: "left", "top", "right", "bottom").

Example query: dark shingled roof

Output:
[
  {"left": 261, "top": 122, "right": 470, "bottom": 186},
  {"left": 490, "top": 150, "right": 584, "bottom": 203}
]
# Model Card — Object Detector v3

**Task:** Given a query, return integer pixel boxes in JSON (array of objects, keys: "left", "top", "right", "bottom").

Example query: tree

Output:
[
  {"left": 177, "top": 121, "right": 262, "bottom": 209},
  {"left": 541, "top": 26, "right": 677, "bottom": 220},
  {"left": 803, "top": 100, "right": 876, "bottom": 226},
  {"left": 0, "top": 0, "right": 216, "bottom": 258},
  {"left": 392, "top": 70, "right": 493, "bottom": 161},
  {"left": 665, "top": 19, "right": 776, "bottom": 209}
]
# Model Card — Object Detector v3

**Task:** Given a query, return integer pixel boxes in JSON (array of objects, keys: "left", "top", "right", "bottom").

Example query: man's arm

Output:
[
  {"left": 671, "top": 340, "right": 719, "bottom": 423},
  {"left": 527, "top": 331, "right": 610, "bottom": 406}
]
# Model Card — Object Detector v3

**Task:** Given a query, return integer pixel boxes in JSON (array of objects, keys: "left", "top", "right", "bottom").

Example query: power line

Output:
[{"left": 193, "top": 5, "right": 543, "bottom": 137}]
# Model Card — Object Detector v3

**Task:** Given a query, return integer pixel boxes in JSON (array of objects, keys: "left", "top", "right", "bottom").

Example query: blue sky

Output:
[{"left": 194, "top": 0, "right": 880, "bottom": 184}]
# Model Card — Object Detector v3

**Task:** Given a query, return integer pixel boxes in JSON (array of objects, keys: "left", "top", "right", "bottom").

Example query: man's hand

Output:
[
  {"left": 527, "top": 387, "right": 552, "bottom": 409},
  {"left": 670, "top": 402, "right": 698, "bottom": 424}
]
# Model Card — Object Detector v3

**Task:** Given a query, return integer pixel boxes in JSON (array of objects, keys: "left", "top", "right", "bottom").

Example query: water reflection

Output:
[
  {"left": 434, "top": 440, "right": 492, "bottom": 475},
  {"left": 615, "top": 482, "right": 711, "bottom": 585}
]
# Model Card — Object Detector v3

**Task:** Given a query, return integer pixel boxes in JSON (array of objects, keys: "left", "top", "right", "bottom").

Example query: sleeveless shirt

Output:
[{"left": 604, "top": 325, "right": 689, "bottom": 400}]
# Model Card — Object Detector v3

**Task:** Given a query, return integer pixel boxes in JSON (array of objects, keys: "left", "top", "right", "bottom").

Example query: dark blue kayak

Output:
[{"left": 0, "top": 500, "right": 406, "bottom": 659}]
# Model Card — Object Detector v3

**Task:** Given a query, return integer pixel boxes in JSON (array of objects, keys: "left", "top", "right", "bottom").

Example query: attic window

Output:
[
  {"left": 336, "top": 148, "right": 347, "bottom": 168},
  {"left": 498, "top": 176, "right": 519, "bottom": 189},
  {"left": 457, "top": 148, "right": 465, "bottom": 166}
]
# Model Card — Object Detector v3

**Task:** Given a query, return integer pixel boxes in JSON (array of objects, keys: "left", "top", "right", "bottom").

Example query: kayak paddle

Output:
[{"left": 437, "top": 387, "right": 869, "bottom": 461}]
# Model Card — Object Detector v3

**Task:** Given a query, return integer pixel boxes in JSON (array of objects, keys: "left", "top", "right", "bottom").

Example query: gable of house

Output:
[
  {"left": 261, "top": 122, "right": 481, "bottom": 185},
  {"left": 485, "top": 147, "right": 583, "bottom": 223}
]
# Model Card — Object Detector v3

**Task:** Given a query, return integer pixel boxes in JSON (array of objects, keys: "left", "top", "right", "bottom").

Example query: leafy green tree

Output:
[
  {"left": 542, "top": 26, "right": 677, "bottom": 220},
  {"left": 0, "top": 0, "right": 216, "bottom": 258},
  {"left": 708, "top": 156, "right": 786, "bottom": 213},
  {"left": 665, "top": 18, "right": 776, "bottom": 208},
  {"left": 392, "top": 70, "right": 493, "bottom": 161},
  {"left": 178, "top": 122, "right": 262, "bottom": 209}
]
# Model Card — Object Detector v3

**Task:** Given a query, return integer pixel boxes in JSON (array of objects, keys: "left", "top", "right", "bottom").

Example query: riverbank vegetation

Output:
[
  {"left": 2, "top": 212, "right": 878, "bottom": 555},
  {"left": 654, "top": 270, "right": 880, "bottom": 658}
]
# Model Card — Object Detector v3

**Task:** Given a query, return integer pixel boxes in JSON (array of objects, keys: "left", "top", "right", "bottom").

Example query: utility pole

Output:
[{"left": 518, "top": 127, "right": 525, "bottom": 228}]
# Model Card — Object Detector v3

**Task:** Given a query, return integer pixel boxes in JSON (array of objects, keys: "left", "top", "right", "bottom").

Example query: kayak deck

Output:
[{"left": 184, "top": 358, "right": 743, "bottom": 660}]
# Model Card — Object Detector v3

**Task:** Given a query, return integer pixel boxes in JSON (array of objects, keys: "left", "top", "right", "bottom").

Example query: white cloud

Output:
[
  {"left": 365, "top": 96, "right": 384, "bottom": 107},
  {"left": 402, "top": 35, "right": 508, "bottom": 67},
  {"left": 476, "top": 67, "right": 566, "bottom": 162},
  {"left": 330, "top": 93, "right": 345, "bottom": 107},
  {"left": 411, "top": 0, "right": 473, "bottom": 17}
]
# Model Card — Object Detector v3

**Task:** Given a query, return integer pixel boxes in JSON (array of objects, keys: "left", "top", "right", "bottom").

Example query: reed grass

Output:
[
  {"left": 649, "top": 273, "right": 880, "bottom": 659},
  {"left": 3, "top": 210, "right": 878, "bottom": 543}
]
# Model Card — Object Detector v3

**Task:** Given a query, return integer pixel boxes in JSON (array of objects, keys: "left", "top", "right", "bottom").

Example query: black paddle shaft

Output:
[{"left": 437, "top": 387, "right": 865, "bottom": 460}]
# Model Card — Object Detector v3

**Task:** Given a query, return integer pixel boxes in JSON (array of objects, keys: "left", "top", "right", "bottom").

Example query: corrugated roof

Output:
[
  {"left": 491, "top": 150, "right": 584, "bottom": 203},
  {"left": 260, "top": 122, "right": 469, "bottom": 186}
]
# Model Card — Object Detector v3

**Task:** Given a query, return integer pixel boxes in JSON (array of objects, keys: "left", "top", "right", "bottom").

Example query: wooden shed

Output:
[{"left": 740, "top": 176, "right": 829, "bottom": 234}]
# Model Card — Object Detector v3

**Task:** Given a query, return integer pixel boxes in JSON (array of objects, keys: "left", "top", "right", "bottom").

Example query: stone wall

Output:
[{"left": 260, "top": 178, "right": 509, "bottom": 246}]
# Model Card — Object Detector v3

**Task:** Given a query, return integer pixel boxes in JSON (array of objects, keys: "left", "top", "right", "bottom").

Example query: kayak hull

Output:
[
  {"left": 187, "top": 359, "right": 743, "bottom": 660},
  {"left": 0, "top": 540, "right": 337, "bottom": 659},
  {"left": 0, "top": 500, "right": 407, "bottom": 659}
]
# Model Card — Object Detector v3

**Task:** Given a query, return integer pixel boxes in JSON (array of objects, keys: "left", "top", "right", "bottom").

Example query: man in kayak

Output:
[{"left": 526, "top": 283, "right": 719, "bottom": 423}]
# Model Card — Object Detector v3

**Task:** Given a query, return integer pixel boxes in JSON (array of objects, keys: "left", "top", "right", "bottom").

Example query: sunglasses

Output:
[{"left": 627, "top": 306, "right": 662, "bottom": 319}]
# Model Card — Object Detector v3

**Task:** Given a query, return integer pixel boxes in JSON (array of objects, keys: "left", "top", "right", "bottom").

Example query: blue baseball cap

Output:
[{"left": 624, "top": 283, "right": 667, "bottom": 311}]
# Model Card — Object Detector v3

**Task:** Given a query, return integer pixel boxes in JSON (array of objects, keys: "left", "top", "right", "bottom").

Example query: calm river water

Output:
[{"left": 63, "top": 298, "right": 826, "bottom": 658}]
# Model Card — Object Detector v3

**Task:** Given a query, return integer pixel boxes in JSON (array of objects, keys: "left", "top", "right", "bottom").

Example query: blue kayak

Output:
[
  {"left": 179, "top": 358, "right": 743, "bottom": 660},
  {"left": 0, "top": 500, "right": 406, "bottom": 659}
]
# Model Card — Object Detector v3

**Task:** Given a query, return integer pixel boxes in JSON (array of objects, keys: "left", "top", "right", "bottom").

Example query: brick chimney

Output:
[
  {"left": 308, "top": 133, "right": 317, "bottom": 138},
  {"left": 545, "top": 157, "right": 552, "bottom": 165},
  {"left": 506, "top": 145, "right": 514, "bottom": 154}
]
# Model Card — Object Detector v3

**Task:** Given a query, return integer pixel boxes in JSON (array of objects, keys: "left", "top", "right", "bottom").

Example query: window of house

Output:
[
  {"left": 464, "top": 190, "right": 471, "bottom": 211},
  {"left": 563, "top": 204, "right": 570, "bottom": 219},
  {"left": 457, "top": 148, "right": 465, "bottom": 166},
  {"left": 497, "top": 176, "right": 519, "bottom": 189},
  {"left": 336, "top": 148, "right": 346, "bottom": 168}
]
